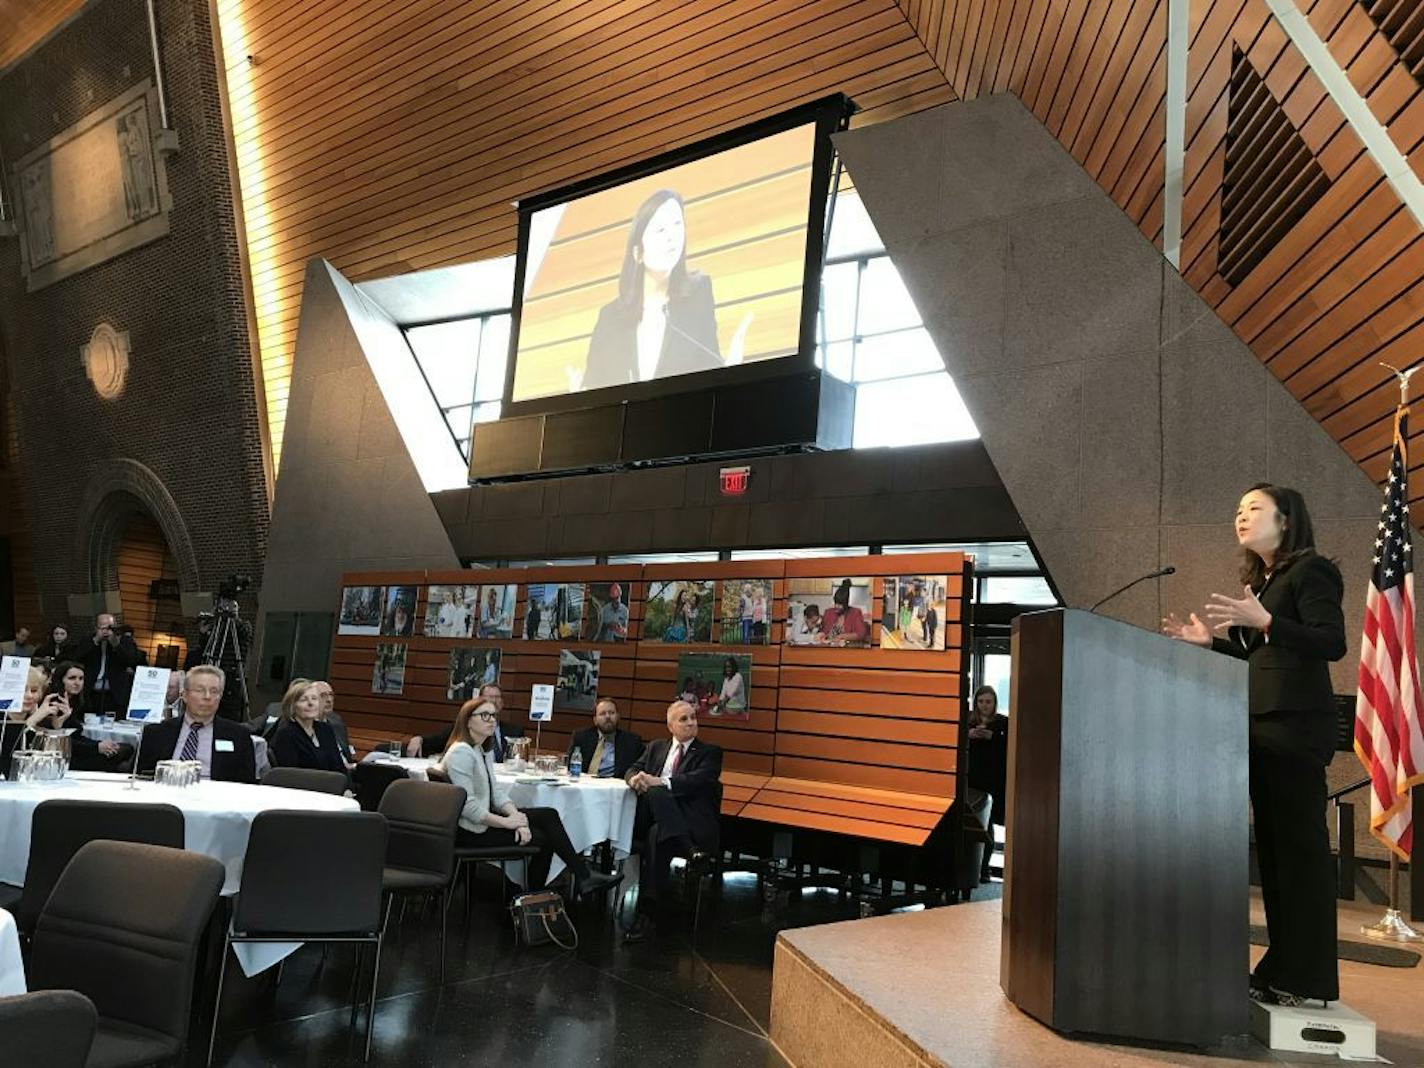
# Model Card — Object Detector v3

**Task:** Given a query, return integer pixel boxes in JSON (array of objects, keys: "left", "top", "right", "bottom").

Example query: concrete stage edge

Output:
[{"left": 769, "top": 898, "right": 1424, "bottom": 1068}]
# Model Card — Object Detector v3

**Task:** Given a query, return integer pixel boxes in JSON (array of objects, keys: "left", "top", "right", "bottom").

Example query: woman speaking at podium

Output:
[{"left": 1162, "top": 484, "right": 1344, "bottom": 1008}]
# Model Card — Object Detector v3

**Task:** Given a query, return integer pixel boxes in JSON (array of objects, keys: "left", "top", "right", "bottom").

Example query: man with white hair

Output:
[
  {"left": 136, "top": 664, "right": 256, "bottom": 783},
  {"left": 622, "top": 700, "right": 723, "bottom": 942}
]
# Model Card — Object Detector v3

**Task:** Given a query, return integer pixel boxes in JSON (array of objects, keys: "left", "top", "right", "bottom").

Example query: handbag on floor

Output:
[{"left": 510, "top": 889, "right": 578, "bottom": 949}]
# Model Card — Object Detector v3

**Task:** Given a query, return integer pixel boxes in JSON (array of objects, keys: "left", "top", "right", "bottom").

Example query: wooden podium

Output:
[{"left": 1000, "top": 609, "right": 1250, "bottom": 1046}]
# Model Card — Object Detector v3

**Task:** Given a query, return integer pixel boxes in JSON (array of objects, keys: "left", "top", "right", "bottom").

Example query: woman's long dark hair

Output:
[
  {"left": 46, "top": 660, "right": 87, "bottom": 718},
  {"left": 613, "top": 189, "right": 695, "bottom": 319},
  {"left": 1238, "top": 483, "right": 1318, "bottom": 588}
]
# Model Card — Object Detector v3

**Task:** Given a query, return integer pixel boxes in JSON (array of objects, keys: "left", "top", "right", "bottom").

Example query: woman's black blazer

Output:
[
  {"left": 1209, "top": 551, "right": 1346, "bottom": 716},
  {"left": 581, "top": 272, "right": 722, "bottom": 390},
  {"left": 271, "top": 719, "right": 349, "bottom": 776}
]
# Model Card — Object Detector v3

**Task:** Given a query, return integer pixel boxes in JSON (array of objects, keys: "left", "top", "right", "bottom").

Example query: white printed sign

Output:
[
  {"left": 529, "top": 683, "right": 554, "bottom": 722},
  {"left": 0, "top": 657, "right": 30, "bottom": 714},
  {"left": 125, "top": 666, "right": 171, "bottom": 723}
]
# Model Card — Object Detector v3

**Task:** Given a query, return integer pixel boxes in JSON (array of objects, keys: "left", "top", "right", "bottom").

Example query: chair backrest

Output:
[
  {"left": 234, "top": 810, "right": 387, "bottom": 936},
  {"left": 261, "top": 767, "right": 349, "bottom": 795},
  {"left": 378, "top": 779, "right": 465, "bottom": 880},
  {"left": 16, "top": 799, "right": 185, "bottom": 933},
  {"left": 352, "top": 762, "right": 408, "bottom": 812},
  {"left": 29, "top": 841, "right": 224, "bottom": 1052},
  {"left": 0, "top": 990, "right": 98, "bottom": 1068}
]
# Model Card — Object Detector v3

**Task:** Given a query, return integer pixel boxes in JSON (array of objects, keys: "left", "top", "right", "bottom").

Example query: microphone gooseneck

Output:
[{"left": 1089, "top": 566, "right": 1176, "bottom": 613}]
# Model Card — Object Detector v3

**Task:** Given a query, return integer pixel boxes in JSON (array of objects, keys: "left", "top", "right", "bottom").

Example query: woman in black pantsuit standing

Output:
[{"left": 1163, "top": 483, "right": 1344, "bottom": 1007}]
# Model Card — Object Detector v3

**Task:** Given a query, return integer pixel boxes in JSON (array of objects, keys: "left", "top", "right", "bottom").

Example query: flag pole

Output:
[{"left": 1362, "top": 362, "right": 1423, "bottom": 942}]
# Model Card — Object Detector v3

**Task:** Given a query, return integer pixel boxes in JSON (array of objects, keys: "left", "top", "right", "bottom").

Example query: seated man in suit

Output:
[
  {"left": 137, "top": 664, "right": 257, "bottom": 783},
  {"left": 622, "top": 700, "right": 723, "bottom": 942},
  {"left": 568, "top": 698, "right": 643, "bottom": 778},
  {"left": 405, "top": 683, "right": 524, "bottom": 760}
]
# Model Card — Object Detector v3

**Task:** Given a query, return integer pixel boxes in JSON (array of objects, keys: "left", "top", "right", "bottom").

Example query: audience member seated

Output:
[
  {"left": 438, "top": 697, "right": 619, "bottom": 898},
  {"left": 270, "top": 679, "right": 352, "bottom": 778},
  {"left": 0, "top": 626, "right": 34, "bottom": 657},
  {"left": 46, "top": 661, "right": 131, "bottom": 772},
  {"left": 622, "top": 700, "right": 723, "bottom": 943},
  {"left": 406, "top": 683, "right": 524, "bottom": 760},
  {"left": 312, "top": 680, "right": 355, "bottom": 762},
  {"left": 245, "top": 680, "right": 307, "bottom": 741},
  {"left": 567, "top": 698, "right": 643, "bottom": 778},
  {"left": 137, "top": 665, "right": 256, "bottom": 783},
  {"left": 161, "top": 669, "right": 186, "bottom": 720},
  {"left": 80, "top": 613, "right": 137, "bottom": 717},
  {"left": 1, "top": 666, "right": 68, "bottom": 777},
  {"left": 33, "top": 623, "right": 77, "bottom": 665}
]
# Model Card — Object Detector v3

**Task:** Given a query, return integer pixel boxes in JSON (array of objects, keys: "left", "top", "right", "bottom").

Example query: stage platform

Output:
[{"left": 770, "top": 895, "right": 1423, "bottom": 1068}]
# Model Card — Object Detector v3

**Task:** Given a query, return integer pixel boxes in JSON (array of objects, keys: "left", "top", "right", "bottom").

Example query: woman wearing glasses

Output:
[{"left": 439, "top": 698, "right": 620, "bottom": 898}]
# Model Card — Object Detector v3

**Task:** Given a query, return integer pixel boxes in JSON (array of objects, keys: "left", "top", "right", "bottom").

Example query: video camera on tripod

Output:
[{"left": 198, "top": 573, "right": 254, "bottom": 720}]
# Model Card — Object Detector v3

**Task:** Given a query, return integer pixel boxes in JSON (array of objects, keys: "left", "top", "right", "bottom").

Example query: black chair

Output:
[
  {"left": 208, "top": 810, "right": 388, "bottom": 1065},
  {"left": 0, "top": 989, "right": 98, "bottom": 1068},
  {"left": 12, "top": 799, "right": 184, "bottom": 936},
  {"left": 29, "top": 840, "right": 225, "bottom": 1068},
  {"left": 453, "top": 842, "right": 542, "bottom": 922},
  {"left": 353, "top": 761, "right": 408, "bottom": 812},
  {"left": 378, "top": 779, "right": 465, "bottom": 983},
  {"left": 261, "top": 767, "right": 349, "bottom": 795}
]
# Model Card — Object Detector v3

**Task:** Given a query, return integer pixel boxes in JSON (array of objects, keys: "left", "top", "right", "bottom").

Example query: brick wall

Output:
[{"left": 0, "top": 0, "right": 269, "bottom": 635}]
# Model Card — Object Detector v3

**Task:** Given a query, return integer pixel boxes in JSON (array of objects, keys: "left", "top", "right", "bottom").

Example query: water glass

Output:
[
  {"left": 555, "top": 755, "right": 568, "bottom": 778},
  {"left": 387, "top": 740, "right": 403, "bottom": 758}
]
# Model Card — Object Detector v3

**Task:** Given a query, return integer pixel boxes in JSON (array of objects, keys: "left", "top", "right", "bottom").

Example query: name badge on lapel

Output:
[{"left": 214, "top": 740, "right": 235, "bottom": 753}]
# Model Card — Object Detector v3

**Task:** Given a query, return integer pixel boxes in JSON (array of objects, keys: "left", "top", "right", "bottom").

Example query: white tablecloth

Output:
[
  {"left": 80, "top": 722, "right": 145, "bottom": 745},
  {"left": 0, "top": 908, "right": 24, "bottom": 995},
  {"left": 362, "top": 755, "right": 637, "bottom": 882}
]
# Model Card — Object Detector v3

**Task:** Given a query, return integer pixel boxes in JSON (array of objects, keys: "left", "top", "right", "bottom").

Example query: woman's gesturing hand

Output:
[{"left": 1161, "top": 611, "right": 1212, "bottom": 647}]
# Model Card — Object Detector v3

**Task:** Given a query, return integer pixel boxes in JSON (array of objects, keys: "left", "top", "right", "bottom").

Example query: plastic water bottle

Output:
[{"left": 569, "top": 749, "right": 582, "bottom": 780}]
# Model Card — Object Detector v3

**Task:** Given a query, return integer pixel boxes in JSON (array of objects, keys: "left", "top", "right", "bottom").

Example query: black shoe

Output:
[
  {"left": 1249, "top": 985, "right": 1327, "bottom": 1008},
  {"left": 575, "top": 870, "right": 623, "bottom": 898},
  {"left": 622, "top": 915, "right": 651, "bottom": 943}
]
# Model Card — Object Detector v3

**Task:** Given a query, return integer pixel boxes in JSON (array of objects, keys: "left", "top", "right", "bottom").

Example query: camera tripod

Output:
[{"left": 202, "top": 600, "right": 251, "bottom": 720}]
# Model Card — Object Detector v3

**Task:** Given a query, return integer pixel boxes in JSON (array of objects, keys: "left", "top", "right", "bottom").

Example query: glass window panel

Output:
[
  {"left": 981, "top": 576, "right": 1058, "bottom": 605},
  {"left": 883, "top": 541, "right": 1037, "bottom": 572},
  {"left": 855, "top": 258, "right": 921, "bottom": 336},
  {"left": 825, "top": 190, "right": 885, "bottom": 259},
  {"left": 606, "top": 551, "right": 721, "bottom": 564},
  {"left": 819, "top": 262, "right": 859, "bottom": 344},
  {"left": 822, "top": 339, "right": 854, "bottom": 382},
  {"left": 730, "top": 546, "right": 871, "bottom": 560},
  {"left": 472, "top": 401, "right": 502, "bottom": 424},
  {"left": 444, "top": 405, "right": 474, "bottom": 441},
  {"left": 852, "top": 372, "right": 978, "bottom": 448},
  {"left": 474, "top": 315, "right": 511, "bottom": 402},
  {"left": 852, "top": 329, "right": 945, "bottom": 383},
  {"left": 977, "top": 653, "right": 1013, "bottom": 714},
  {"left": 405, "top": 320, "right": 480, "bottom": 408}
]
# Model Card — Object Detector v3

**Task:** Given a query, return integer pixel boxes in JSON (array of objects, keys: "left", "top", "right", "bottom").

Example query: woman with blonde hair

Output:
[
  {"left": 1, "top": 666, "right": 68, "bottom": 778},
  {"left": 270, "top": 679, "right": 349, "bottom": 778}
]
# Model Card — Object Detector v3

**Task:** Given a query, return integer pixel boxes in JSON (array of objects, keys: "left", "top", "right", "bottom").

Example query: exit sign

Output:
[{"left": 720, "top": 465, "right": 751, "bottom": 496}]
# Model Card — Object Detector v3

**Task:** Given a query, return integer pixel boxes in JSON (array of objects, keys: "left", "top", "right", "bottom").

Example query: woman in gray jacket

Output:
[{"left": 439, "top": 697, "right": 621, "bottom": 898}]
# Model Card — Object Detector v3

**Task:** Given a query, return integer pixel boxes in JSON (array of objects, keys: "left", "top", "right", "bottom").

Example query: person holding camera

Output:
[{"left": 80, "top": 613, "right": 138, "bottom": 717}]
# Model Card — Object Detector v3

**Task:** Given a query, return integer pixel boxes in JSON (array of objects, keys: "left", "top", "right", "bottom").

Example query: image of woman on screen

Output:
[{"left": 581, "top": 189, "right": 723, "bottom": 390}]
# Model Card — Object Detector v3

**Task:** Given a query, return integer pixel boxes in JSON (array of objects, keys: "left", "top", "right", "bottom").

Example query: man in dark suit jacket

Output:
[
  {"left": 80, "top": 613, "right": 138, "bottom": 717},
  {"left": 567, "top": 698, "right": 643, "bottom": 779},
  {"left": 405, "top": 683, "right": 524, "bottom": 759},
  {"left": 137, "top": 665, "right": 257, "bottom": 784},
  {"left": 622, "top": 699, "right": 722, "bottom": 942}
]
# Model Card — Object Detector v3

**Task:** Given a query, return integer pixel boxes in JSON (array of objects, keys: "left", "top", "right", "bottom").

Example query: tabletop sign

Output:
[
  {"left": 0, "top": 657, "right": 30, "bottom": 713},
  {"left": 126, "top": 666, "right": 171, "bottom": 723},
  {"left": 529, "top": 684, "right": 554, "bottom": 722}
]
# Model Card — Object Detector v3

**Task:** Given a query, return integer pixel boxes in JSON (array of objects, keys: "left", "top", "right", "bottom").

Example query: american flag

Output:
[{"left": 1356, "top": 405, "right": 1424, "bottom": 859}]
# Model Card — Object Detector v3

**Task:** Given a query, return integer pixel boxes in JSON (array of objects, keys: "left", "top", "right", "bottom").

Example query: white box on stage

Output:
[{"left": 1250, "top": 1000, "right": 1377, "bottom": 1061}]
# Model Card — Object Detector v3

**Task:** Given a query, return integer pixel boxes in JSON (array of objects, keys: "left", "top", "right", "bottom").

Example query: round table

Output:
[
  {"left": 80, "top": 721, "right": 145, "bottom": 745},
  {"left": 0, "top": 908, "right": 23, "bottom": 995},
  {"left": 361, "top": 755, "right": 637, "bottom": 881}
]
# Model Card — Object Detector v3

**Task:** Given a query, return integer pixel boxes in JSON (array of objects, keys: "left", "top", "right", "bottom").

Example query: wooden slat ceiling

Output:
[
  {"left": 0, "top": 0, "right": 86, "bottom": 71},
  {"left": 899, "top": 0, "right": 1424, "bottom": 495}
]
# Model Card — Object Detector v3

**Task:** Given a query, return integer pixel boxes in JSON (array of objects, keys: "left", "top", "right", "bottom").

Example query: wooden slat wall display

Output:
[
  {"left": 328, "top": 551, "right": 971, "bottom": 845},
  {"left": 115, "top": 514, "right": 187, "bottom": 665}
]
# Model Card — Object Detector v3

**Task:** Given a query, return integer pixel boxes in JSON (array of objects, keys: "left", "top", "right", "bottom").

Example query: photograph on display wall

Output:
[
  {"left": 880, "top": 576, "right": 948, "bottom": 651},
  {"left": 338, "top": 585, "right": 384, "bottom": 635},
  {"left": 371, "top": 643, "right": 407, "bottom": 695},
  {"left": 447, "top": 647, "right": 502, "bottom": 701},
  {"left": 642, "top": 579, "right": 715, "bottom": 643},
  {"left": 785, "top": 577, "right": 872, "bottom": 647},
  {"left": 523, "top": 583, "right": 585, "bottom": 640},
  {"left": 381, "top": 585, "right": 418, "bottom": 637},
  {"left": 581, "top": 581, "right": 630, "bottom": 642},
  {"left": 555, "top": 649, "right": 601, "bottom": 710},
  {"left": 676, "top": 652, "right": 752, "bottom": 721},
  {"left": 476, "top": 584, "right": 518, "bottom": 639},
  {"left": 718, "top": 578, "right": 771, "bottom": 645},
  {"left": 423, "top": 585, "right": 479, "bottom": 638}
]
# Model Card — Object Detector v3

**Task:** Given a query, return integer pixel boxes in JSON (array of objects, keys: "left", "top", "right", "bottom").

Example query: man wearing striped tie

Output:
[
  {"left": 622, "top": 700, "right": 723, "bottom": 943},
  {"left": 136, "top": 664, "right": 257, "bottom": 783}
]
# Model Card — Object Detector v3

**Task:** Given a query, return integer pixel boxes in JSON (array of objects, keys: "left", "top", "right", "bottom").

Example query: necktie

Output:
[
  {"left": 589, "top": 737, "right": 607, "bottom": 776},
  {"left": 669, "top": 743, "right": 683, "bottom": 776},
  {"left": 181, "top": 721, "right": 203, "bottom": 761}
]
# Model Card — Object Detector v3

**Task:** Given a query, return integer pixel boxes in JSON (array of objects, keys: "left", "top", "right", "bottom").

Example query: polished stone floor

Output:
[{"left": 201, "top": 867, "right": 999, "bottom": 1067}]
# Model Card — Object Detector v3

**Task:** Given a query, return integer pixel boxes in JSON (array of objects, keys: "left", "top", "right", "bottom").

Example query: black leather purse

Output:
[{"left": 510, "top": 889, "right": 578, "bottom": 949}]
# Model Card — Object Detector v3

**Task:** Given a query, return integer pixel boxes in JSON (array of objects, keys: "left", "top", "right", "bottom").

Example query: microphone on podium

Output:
[{"left": 1089, "top": 566, "right": 1176, "bottom": 613}]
